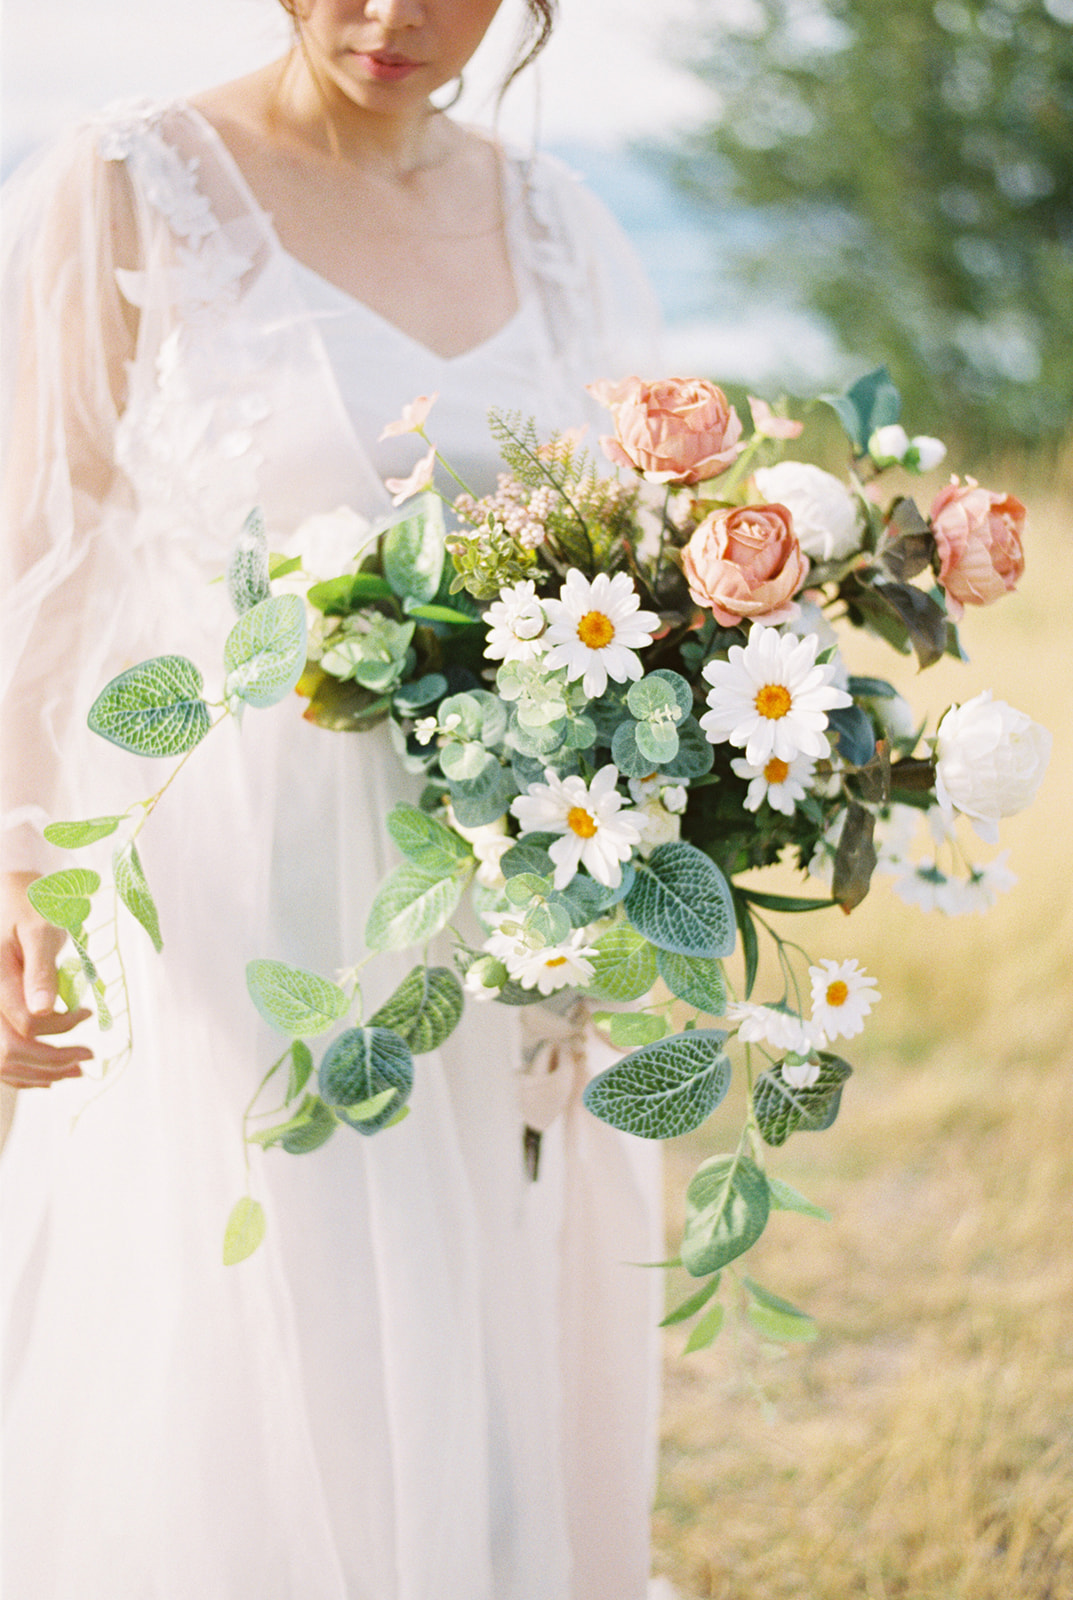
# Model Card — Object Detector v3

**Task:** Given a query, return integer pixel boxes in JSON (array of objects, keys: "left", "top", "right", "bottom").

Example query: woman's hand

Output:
[{"left": 1, "top": 871, "right": 93, "bottom": 1088}]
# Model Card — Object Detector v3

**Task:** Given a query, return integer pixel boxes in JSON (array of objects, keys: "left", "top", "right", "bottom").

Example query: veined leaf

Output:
[
  {"left": 382, "top": 495, "right": 445, "bottom": 604},
  {"left": 586, "top": 924, "right": 658, "bottom": 1002},
  {"left": 249, "top": 1093, "right": 338, "bottom": 1154},
  {"left": 88, "top": 656, "right": 211, "bottom": 757},
  {"left": 246, "top": 959, "right": 349, "bottom": 1037},
  {"left": 287, "top": 1039, "right": 315, "bottom": 1101},
  {"left": 43, "top": 817, "right": 122, "bottom": 849},
  {"left": 26, "top": 868, "right": 100, "bottom": 936},
  {"left": 223, "top": 593, "right": 308, "bottom": 710},
  {"left": 113, "top": 841, "right": 162, "bottom": 952},
  {"left": 753, "top": 1054, "right": 853, "bottom": 1147},
  {"left": 386, "top": 802, "right": 473, "bottom": 875},
  {"left": 319, "top": 1026, "right": 414, "bottom": 1134},
  {"left": 625, "top": 842, "right": 735, "bottom": 959},
  {"left": 365, "top": 863, "right": 464, "bottom": 952},
  {"left": 369, "top": 965, "right": 464, "bottom": 1054},
  {"left": 656, "top": 949, "right": 727, "bottom": 1015},
  {"left": 226, "top": 508, "right": 271, "bottom": 614},
  {"left": 681, "top": 1152, "right": 771, "bottom": 1277},
  {"left": 583, "top": 1029, "right": 731, "bottom": 1140}
]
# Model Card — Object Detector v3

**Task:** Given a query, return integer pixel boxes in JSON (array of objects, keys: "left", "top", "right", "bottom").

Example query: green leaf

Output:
[
  {"left": 826, "top": 365, "right": 901, "bottom": 454},
  {"left": 594, "top": 1010, "right": 669, "bottom": 1048},
  {"left": 287, "top": 1039, "right": 315, "bottom": 1101},
  {"left": 43, "top": 817, "right": 122, "bottom": 849},
  {"left": 319, "top": 1026, "right": 414, "bottom": 1134},
  {"left": 88, "top": 656, "right": 212, "bottom": 757},
  {"left": 832, "top": 802, "right": 878, "bottom": 913},
  {"left": 26, "top": 868, "right": 100, "bottom": 936},
  {"left": 246, "top": 959, "right": 349, "bottom": 1037},
  {"left": 386, "top": 803, "right": 473, "bottom": 875},
  {"left": 445, "top": 760, "right": 514, "bottom": 829},
  {"left": 733, "top": 891, "right": 759, "bottom": 998},
  {"left": 226, "top": 508, "right": 271, "bottom": 614},
  {"left": 656, "top": 949, "right": 727, "bottom": 1015},
  {"left": 307, "top": 571, "right": 394, "bottom": 612},
  {"left": 113, "top": 841, "right": 162, "bottom": 952},
  {"left": 738, "top": 889, "right": 837, "bottom": 914},
  {"left": 382, "top": 495, "right": 445, "bottom": 604},
  {"left": 369, "top": 965, "right": 464, "bottom": 1054},
  {"left": 753, "top": 1054, "right": 853, "bottom": 1147},
  {"left": 743, "top": 1275, "right": 817, "bottom": 1335},
  {"left": 660, "top": 1273, "right": 721, "bottom": 1327},
  {"left": 684, "top": 1302, "right": 726, "bottom": 1352},
  {"left": 404, "top": 601, "right": 481, "bottom": 626},
  {"left": 610, "top": 720, "right": 657, "bottom": 779},
  {"left": 586, "top": 924, "right": 658, "bottom": 1002},
  {"left": 635, "top": 720, "right": 680, "bottom": 765},
  {"left": 828, "top": 704, "right": 877, "bottom": 768},
  {"left": 55, "top": 958, "right": 87, "bottom": 1013},
  {"left": 628, "top": 670, "right": 692, "bottom": 721},
  {"left": 768, "top": 1178, "right": 831, "bottom": 1221},
  {"left": 250, "top": 1092, "right": 339, "bottom": 1153},
  {"left": 223, "top": 1196, "right": 266, "bottom": 1264},
  {"left": 223, "top": 593, "right": 308, "bottom": 710},
  {"left": 681, "top": 1152, "right": 771, "bottom": 1277},
  {"left": 747, "top": 1302, "right": 819, "bottom": 1343},
  {"left": 365, "top": 864, "right": 464, "bottom": 952},
  {"left": 268, "top": 552, "right": 303, "bottom": 580},
  {"left": 658, "top": 717, "right": 715, "bottom": 779},
  {"left": 583, "top": 1029, "right": 731, "bottom": 1140},
  {"left": 625, "top": 843, "right": 736, "bottom": 959}
]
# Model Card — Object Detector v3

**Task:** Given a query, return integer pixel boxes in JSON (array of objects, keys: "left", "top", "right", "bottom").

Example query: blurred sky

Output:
[{"left": 1, "top": 0, "right": 713, "bottom": 165}]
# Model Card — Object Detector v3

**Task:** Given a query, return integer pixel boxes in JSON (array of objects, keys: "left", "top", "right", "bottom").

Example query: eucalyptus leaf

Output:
[
  {"left": 88, "top": 656, "right": 212, "bottom": 757},
  {"left": 222, "top": 1196, "right": 266, "bottom": 1265},
  {"left": 369, "top": 965, "right": 464, "bottom": 1054},
  {"left": 501, "top": 840, "right": 555, "bottom": 880},
  {"left": 246, "top": 959, "right": 350, "bottom": 1037},
  {"left": 26, "top": 868, "right": 100, "bottom": 937},
  {"left": 319, "top": 1026, "right": 414, "bottom": 1134},
  {"left": 681, "top": 1152, "right": 771, "bottom": 1277},
  {"left": 113, "top": 841, "right": 162, "bottom": 952},
  {"left": 365, "top": 864, "right": 464, "bottom": 952},
  {"left": 625, "top": 843, "right": 735, "bottom": 958},
  {"left": 635, "top": 720, "right": 680, "bottom": 765},
  {"left": 223, "top": 593, "right": 308, "bottom": 710},
  {"left": 583, "top": 1028, "right": 731, "bottom": 1140},
  {"left": 658, "top": 717, "right": 715, "bottom": 779},
  {"left": 445, "top": 760, "right": 514, "bottom": 828}
]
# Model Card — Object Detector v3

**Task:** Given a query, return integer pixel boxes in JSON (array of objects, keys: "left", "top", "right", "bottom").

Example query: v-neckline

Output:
[{"left": 184, "top": 103, "right": 524, "bottom": 366}]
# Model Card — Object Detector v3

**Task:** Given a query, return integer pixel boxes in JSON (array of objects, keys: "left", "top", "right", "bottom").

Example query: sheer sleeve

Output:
[{"left": 1, "top": 126, "right": 141, "bottom": 871}]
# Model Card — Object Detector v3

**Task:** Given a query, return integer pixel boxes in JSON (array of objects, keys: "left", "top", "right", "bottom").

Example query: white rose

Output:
[
  {"left": 934, "top": 690, "right": 1051, "bottom": 842},
  {"left": 292, "top": 506, "right": 377, "bottom": 580},
  {"left": 752, "top": 461, "right": 862, "bottom": 562}
]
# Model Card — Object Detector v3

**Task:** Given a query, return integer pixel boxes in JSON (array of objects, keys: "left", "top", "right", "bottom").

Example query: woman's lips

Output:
[{"left": 353, "top": 52, "right": 423, "bottom": 82}]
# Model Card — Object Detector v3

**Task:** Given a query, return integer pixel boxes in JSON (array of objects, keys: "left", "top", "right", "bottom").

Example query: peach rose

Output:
[
  {"left": 930, "top": 476, "right": 1025, "bottom": 619},
  {"left": 587, "top": 376, "right": 742, "bottom": 484},
  {"left": 681, "top": 503, "right": 809, "bottom": 628}
]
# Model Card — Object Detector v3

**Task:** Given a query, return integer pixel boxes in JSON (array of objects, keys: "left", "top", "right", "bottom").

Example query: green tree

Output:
[{"left": 676, "top": 0, "right": 1073, "bottom": 449}]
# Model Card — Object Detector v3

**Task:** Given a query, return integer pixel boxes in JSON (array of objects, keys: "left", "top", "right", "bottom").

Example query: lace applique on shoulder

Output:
[{"left": 96, "top": 100, "right": 251, "bottom": 311}]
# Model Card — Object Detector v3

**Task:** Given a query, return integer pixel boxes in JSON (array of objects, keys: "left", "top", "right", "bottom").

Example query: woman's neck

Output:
[{"left": 267, "top": 49, "right": 454, "bottom": 181}]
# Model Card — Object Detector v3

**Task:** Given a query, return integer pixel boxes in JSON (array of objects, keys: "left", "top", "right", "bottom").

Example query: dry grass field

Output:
[{"left": 652, "top": 454, "right": 1073, "bottom": 1600}]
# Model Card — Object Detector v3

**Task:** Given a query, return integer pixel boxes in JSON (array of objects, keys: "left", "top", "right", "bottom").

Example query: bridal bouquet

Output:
[{"left": 34, "top": 367, "right": 1051, "bottom": 1345}]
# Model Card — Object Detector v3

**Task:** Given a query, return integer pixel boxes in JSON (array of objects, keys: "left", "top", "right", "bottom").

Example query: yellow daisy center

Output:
[
  {"left": 755, "top": 682, "right": 793, "bottom": 720},
  {"left": 566, "top": 805, "right": 598, "bottom": 839},
  {"left": 545, "top": 956, "right": 569, "bottom": 968},
  {"left": 825, "top": 980, "right": 849, "bottom": 1008},
  {"left": 577, "top": 610, "right": 616, "bottom": 650},
  {"left": 764, "top": 757, "right": 790, "bottom": 784}
]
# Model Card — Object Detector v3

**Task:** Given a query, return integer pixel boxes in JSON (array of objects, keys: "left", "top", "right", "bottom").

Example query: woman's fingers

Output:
[
  {"left": 1, "top": 1010, "right": 93, "bottom": 1087},
  {"left": 1, "top": 871, "right": 94, "bottom": 1086}
]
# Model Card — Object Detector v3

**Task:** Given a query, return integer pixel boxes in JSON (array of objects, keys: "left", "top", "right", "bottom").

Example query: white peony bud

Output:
[
  {"left": 752, "top": 461, "right": 862, "bottom": 562},
  {"left": 934, "top": 690, "right": 1051, "bottom": 842},
  {"left": 868, "top": 424, "right": 910, "bottom": 465},
  {"left": 907, "top": 435, "right": 947, "bottom": 471}
]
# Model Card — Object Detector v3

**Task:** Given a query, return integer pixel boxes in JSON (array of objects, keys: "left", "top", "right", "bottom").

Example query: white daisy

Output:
[
  {"left": 725, "top": 1000, "right": 821, "bottom": 1056},
  {"left": 730, "top": 751, "right": 817, "bottom": 815},
  {"left": 892, "top": 864, "right": 947, "bottom": 911},
  {"left": 484, "top": 580, "right": 549, "bottom": 664},
  {"left": 808, "top": 959, "right": 879, "bottom": 1041},
  {"left": 701, "top": 624, "right": 852, "bottom": 768},
  {"left": 543, "top": 570, "right": 659, "bottom": 699},
  {"left": 509, "top": 929, "right": 598, "bottom": 996},
  {"left": 511, "top": 764, "right": 643, "bottom": 890}
]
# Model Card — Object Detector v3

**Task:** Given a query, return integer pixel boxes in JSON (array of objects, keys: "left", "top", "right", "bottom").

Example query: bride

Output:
[{"left": 0, "top": 2, "right": 667, "bottom": 1595}]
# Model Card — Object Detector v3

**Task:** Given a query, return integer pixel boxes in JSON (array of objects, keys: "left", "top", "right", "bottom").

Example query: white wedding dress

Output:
[{"left": 1, "top": 103, "right": 666, "bottom": 1599}]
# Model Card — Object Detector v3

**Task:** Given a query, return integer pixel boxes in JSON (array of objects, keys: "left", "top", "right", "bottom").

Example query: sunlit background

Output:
[{"left": 4, "top": 2, "right": 1070, "bottom": 1595}]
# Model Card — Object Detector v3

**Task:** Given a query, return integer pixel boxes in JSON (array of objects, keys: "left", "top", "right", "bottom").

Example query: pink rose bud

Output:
[
  {"left": 681, "top": 503, "right": 810, "bottom": 628},
  {"left": 929, "top": 476, "right": 1025, "bottom": 619},
  {"left": 587, "top": 376, "right": 743, "bottom": 484}
]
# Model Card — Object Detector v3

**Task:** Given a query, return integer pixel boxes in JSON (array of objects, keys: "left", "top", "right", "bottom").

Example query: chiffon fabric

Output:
[{"left": 0, "top": 103, "right": 666, "bottom": 1599}]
